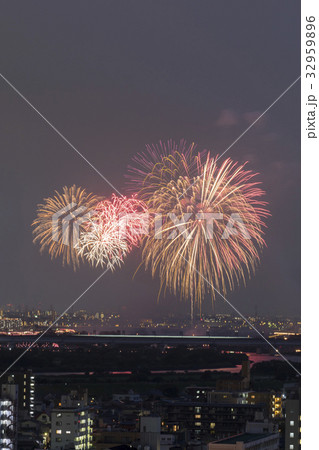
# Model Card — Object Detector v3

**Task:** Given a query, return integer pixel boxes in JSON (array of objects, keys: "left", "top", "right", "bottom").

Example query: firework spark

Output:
[
  {"left": 127, "top": 139, "right": 197, "bottom": 196},
  {"left": 129, "top": 141, "right": 269, "bottom": 316},
  {"left": 76, "top": 194, "right": 148, "bottom": 270},
  {"left": 32, "top": 185, "right": 100, "bottom": 269}
]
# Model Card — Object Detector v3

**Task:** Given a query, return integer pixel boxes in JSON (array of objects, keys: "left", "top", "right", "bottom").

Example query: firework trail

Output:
[
  {"left": 127, "top": 139, "right": 197, "bottom": 195},
  {"left": 129, "top": 141, "right": 269, "bottom": 317},
  {"left": 32, "top": 185, "right": 100, "bottom": 270},
  {"left": 76, "top": 194, "right": 148, "bottom": 270}
]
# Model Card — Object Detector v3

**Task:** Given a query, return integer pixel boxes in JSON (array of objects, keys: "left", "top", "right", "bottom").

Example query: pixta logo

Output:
[{"left": 52, "top": 203, "right": 94, "bottom": 247}]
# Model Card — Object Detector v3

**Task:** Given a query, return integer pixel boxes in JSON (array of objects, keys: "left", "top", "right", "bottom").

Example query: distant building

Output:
[
  {"left": 113, "top": 390, "right": 142, "bottom": 403},
  {"left": 208, "top": 432, "right": 279, "bottom": 449},
  {"left": 0, "top": 383, "right": 18, "bottom": 450},
  {"left": 284, "top": 399, "right": 300, "bottom": 450}
]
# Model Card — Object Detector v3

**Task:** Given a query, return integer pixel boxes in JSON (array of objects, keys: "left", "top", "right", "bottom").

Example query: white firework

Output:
[
  {"left": 76, "top": 194, "right": 148, "bottom": 270},
  {"left": 76, "top": 217, "right": 129, "bottom": 270}
]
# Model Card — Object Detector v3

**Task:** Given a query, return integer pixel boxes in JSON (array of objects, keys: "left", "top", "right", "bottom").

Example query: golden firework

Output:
[
  {"left": 129, "top": 141, "right": 269, "bottom": 317},
  {"left": 32, "top": 185, "right": 100, "bottom": 270}
]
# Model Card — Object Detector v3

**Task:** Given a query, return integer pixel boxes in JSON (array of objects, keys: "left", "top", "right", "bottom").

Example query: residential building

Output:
[
  {"left": 51, "top": 391, "right": 93, "bottom": 449},
  {"left": 3, "top": 370, "right": 35, "bottom": 418},
  {"left": 207, "top": 391, "right": 283, "bottom": 419},
  {"left": 285, "top": 399, "right": 300, "bottom": 450},
  {"left": 51, "top": 406, "right": 93, "bottom": 450},
  {"left": 156, "top": 400, "right": 267, "bottom": 441},
  {"left": 0, "top": 383, "right": 18, "bottom": 450}
]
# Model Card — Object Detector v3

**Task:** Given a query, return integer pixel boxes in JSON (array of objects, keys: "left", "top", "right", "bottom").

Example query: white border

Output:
[{"left": 302, "top": 0, "right": 319, "bottom": 447}]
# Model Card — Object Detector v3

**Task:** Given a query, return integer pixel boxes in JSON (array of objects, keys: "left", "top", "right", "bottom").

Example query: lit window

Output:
[
  {"left": 290, "top": 433, "right": 294, "bottom": 438},
  {"left": 289, "top": 445, "right": 294, "bottom": 450},
  {"left": 56, "top": 430, "right": 62, "bottom": 435},
  {"left": 290, "top": 421, "right": 295, "bottom": 426}
]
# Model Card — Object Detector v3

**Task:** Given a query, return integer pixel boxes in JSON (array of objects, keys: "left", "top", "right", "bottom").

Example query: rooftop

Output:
[{"left": 214, "top": 433, "right": 276, "bottom": 444}]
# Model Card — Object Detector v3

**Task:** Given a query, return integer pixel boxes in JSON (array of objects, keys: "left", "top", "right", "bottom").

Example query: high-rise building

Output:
[
  {"left": 285, "top": 399, "right": 301, "bottom": 450},
  {"left": 4, "top": 370, "right": 35, "bottom": 417},
  {"left": 140, "top": 416, "right": 161, "bottom": 450},
  {"left": 0, "top": 384, "right": 18, "bottom": 450}
]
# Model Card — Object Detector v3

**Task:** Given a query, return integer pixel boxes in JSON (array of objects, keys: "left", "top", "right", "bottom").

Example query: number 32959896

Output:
[{"left": 306, "top": 16, "right": 316, "bottom": 79}]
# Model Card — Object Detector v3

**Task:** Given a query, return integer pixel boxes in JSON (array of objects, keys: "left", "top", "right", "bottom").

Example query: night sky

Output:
[{"left": 0, "top": 1, "right": 300, "bottom": 318}]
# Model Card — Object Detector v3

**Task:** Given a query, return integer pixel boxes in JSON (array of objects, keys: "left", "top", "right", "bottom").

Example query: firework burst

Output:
[
  {"left": 32, "top": 185, "right": 100, "bottom": 269},
  {"left": 129, "top": 141, "right": 269, "bottom": 316},
  {"left": 76, "top": 194, "right": 148, "bottom": 270},
  {"left": 127, "top": 139, "right": 197, "bottom": 196}
]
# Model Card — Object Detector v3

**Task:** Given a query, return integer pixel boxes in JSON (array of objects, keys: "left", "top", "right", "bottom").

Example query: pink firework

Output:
[{"left": 76, "top": 194, "right": 148, "bottom": 270}]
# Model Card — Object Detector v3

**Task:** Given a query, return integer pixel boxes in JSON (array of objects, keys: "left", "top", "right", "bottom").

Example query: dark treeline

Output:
[{"left": 0, "top": 344, "right": 244, "bottom": 373}]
